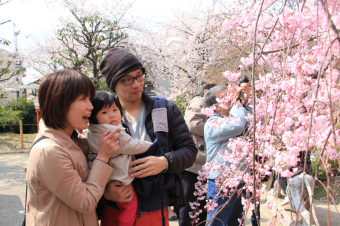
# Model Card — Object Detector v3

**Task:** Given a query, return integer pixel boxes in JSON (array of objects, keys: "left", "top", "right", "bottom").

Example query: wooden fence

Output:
[{"left": 2, "top": 120, "right": 37, "bottom": 149}]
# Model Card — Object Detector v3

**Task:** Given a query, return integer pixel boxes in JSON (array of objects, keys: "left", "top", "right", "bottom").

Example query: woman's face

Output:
[{"left": 63, "top": 94, "right": 93, "bottom": 136}]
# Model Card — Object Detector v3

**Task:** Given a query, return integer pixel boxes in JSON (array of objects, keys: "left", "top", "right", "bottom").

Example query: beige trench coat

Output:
[
  {"left": 26, "top": 121, "right": 114, "bottom": 226},
  {"left": 184, "top": 96, "right": 208, "bottom": 174}
]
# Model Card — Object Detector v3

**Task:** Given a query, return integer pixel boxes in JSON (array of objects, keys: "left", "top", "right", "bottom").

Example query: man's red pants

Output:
[{"left": 100, "top": 204, "right": 169, "bottom": 226}]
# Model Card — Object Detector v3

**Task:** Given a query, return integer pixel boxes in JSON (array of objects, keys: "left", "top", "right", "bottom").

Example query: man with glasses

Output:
[
  {"left": 118, "top": 72, "right": 145, "bottom": 86},
  {"left": 97, "top": 47, "right": 197, "bottom": 226}
]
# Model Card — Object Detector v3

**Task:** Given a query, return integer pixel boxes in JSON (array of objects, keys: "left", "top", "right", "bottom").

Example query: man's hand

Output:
[
  {"left": 104, "top": 181, "right": 133, "bottom": 203},
  {"left": 239, "top": 83, "right": 251, "bottom": 103},
  {"left": 240, "top": 83, "right": 251, "bottom": 95},
  {"left": 129, "top": 156, "right": 167, "bottom": 178}
]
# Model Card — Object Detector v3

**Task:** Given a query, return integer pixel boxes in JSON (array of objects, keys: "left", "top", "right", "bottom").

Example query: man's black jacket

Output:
[{"left": 101, "top": 92, "right": 198, "bottom": 214}]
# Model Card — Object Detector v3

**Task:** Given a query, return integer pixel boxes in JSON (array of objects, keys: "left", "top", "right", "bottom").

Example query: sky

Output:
[
  {"left": 0, "top": 0, "right": 200, "bottom": 52},
  {"left": 0, "top": 0, "right": 208, "bottom": 84}
]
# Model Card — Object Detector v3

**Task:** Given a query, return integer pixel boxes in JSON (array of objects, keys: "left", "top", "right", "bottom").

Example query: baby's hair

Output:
[{"left": 89, "top": 91, "right": 123, "bottom": 124}]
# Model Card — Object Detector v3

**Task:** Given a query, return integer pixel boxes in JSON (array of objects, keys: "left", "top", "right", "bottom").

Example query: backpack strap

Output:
[
  {"left": 151, "top": 96, "right": 185, "bottom": 219},
  {"left": 29, "top": 136, "right": 48, "bottom": 155},
  {"left": 152, "top": 96, "right": 166, "bottom": 108},
  {"left": 150, "top": 96, "right": 168, "bottom": 226},
  {"left": 151, "top": 96, "right": 168, "bottom": 133}
]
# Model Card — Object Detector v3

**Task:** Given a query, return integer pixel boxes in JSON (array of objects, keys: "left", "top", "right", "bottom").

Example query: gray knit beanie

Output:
[{"left": 100, "top": 47, "right": 145, "bottom": 92}]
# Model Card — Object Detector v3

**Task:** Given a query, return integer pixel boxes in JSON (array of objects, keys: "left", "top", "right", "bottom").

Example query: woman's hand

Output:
[
  {"left": 129, "top": 156, "right": 167, "bottom": 178},
  {"left": 104, "top": 181, "right": 133, "bottom": 203},
  {"left": 96, "top": 128, "right": 120, "bottom": 163}
]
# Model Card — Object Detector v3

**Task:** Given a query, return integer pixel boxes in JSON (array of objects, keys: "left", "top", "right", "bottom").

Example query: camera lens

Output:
[{"left": 237, "top": 76, "right": 249, "bottom": 86}]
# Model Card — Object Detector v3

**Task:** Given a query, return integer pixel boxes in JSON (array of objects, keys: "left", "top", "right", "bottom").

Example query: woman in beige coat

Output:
[{"left": 26, "top": 70, "right": 120, "bottom": 226}]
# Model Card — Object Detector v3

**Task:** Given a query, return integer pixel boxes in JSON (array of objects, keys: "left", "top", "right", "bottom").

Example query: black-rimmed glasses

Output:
[{"left": 117, "top": 73, "right": 145, "bottom": 86}]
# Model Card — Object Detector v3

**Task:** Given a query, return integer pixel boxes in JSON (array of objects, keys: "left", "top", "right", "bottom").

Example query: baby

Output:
[{"left": 87, "top": 91, "right": 151, "bottom": 226}]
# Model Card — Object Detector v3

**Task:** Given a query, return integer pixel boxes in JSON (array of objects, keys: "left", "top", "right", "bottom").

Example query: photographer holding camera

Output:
[
  {"left": 236, "top": 76, "right": 252, "bottom": 110},
  {"left": 203, "top": 78, "right": 255, "bottom": 226}
]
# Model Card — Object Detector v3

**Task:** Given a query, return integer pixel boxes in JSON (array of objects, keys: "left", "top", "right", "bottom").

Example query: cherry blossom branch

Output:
[
  {"left": 0, "top": 0, "right": 13, "bottom": 6},
  {"left": 232, "top": 43, "right": 254, "bottom": 72},
  {"left": 206, "top": 183, "right": 243, "bottom": 225},
  {"left": 297, "top": 13, "right": 333, "bottom": 226},
  {"left": 299, "top": 2, "right": 340, "bottom": 224},
  {"left": 315, "top": 178, "right": 340, "bottom": 216},
  {"left": 320, "top": 0, "right": 340, "bottom": 44},
  {"left": 251, "top": 0, "right": 265, "bottom": 224},
  {"left": 257, "top": 36, "right": 320, "bottom": 55}
]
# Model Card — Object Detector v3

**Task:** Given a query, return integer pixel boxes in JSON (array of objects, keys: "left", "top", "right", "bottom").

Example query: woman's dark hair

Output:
[
  {"left": 89, "top": 91, "right": 123, "bottom": 124},
  {"left": 200, "top": 83, "right": 216, "bottom": 97},
  {"left": 39, "top": 70, "right": 95, "bottom": 130},
  {"left": 203, "top": 85, "right": 226, "bottom": 107}
]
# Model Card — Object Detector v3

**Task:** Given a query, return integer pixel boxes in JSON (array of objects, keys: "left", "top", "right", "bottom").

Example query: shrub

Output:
[
  {"left": 0, "top": 97, "right": 38, "bottom": 134},
  {"left": 0, "top": 106, "right": 22, "bottom": 129},
  {"left": 173, "top": 96, "right": 188, "bottom": 116},
  {"left": 311, "top": 151, "right": 339, "bottom": 181},
  {"left": 98, "top": 78, "right": 111, "bottom": 91}
]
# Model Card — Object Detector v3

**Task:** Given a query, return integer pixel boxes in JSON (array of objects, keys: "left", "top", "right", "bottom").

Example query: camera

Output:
[
  {"left": 237, "top": 76, "right": 249, "bottom": 86},
  {"left": 236, "top": 76, "right": 249, "bottom": 102}
]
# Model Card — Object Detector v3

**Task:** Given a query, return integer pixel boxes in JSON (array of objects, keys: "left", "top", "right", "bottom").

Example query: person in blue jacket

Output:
[{"left": 204, "top": 84, "right": 252, "bottom": 226}]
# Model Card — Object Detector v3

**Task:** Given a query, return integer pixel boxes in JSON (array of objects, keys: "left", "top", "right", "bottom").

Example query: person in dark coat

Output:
[{"left": 98, "top": 47, "right": 198, "bottom": 226}]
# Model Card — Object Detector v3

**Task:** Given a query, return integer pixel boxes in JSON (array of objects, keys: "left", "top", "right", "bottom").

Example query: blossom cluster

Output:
[{"left": 191, "top": 0, "right": 340, "bottom": 223}]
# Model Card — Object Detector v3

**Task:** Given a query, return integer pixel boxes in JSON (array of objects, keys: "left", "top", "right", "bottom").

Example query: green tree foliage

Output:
[
  {"left": 0, "top": 38, "right": 26, "bottom": 83},
  {"left": 0, "top": 59, "right": 26, "bottom": 83},
  {"left": 312, "top": 153, "right": 339, "bottom": 181},
  {"left": 54, "top": 11, "right": 128, "bottom": 90},
  {"left": 173, "top": 96, "right": 188, "bottom": 116},
  {"left": 0, "top": 37, "right": 10, "bottom": 46},
  {"left": 98, "top": 78, "right": 111, "bottom": 92},
  {"left": 0, "top": 97, "right": 37, "bottom": 133},
  {"left": 0, "top": 106, "right": 21, "bottom": 128}
]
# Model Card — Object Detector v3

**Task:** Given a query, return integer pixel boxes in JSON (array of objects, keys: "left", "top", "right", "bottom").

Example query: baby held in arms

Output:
[{"left": 87, "top": 91, "right": 151, "bottom": 226}]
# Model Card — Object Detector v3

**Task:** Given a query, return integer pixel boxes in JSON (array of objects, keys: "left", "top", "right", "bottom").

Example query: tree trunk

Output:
[{"left": 93, "top": 63, "right": 100, "bottom": 90}]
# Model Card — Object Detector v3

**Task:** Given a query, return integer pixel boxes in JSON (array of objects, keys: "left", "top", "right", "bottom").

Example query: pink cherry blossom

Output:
[{"left": 188, "top": 0, "right": 340, "bottom": 223}]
